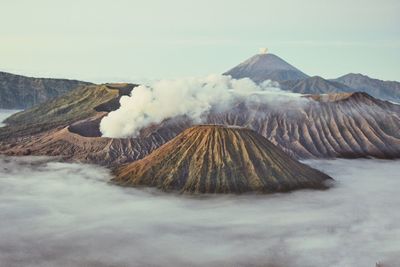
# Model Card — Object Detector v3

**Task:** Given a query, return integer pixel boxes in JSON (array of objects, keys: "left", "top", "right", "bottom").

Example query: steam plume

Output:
[{"left": 100, "top": 75, "right": 301, "bottom": 138}]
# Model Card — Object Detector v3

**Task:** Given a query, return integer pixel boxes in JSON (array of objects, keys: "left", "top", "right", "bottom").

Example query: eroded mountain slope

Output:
[
  {"left": 113, "top": 125, "right": 332, "bottom": 194},
  {"left": 1, "top": 92, "right": 399, "bottom": 166},
  {"left": 0, "top": 83, "right": 136, "bottom": 139}
]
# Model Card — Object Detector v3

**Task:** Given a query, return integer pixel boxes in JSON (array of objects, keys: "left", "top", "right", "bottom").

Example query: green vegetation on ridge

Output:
[{"left": 0, "top": 84, "right": 135, "bottom": 140}]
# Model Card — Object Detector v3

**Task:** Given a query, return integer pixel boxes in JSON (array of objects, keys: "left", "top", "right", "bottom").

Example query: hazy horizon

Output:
[{"left": 1, "top": 0, "right": 399, "bottom": 83}]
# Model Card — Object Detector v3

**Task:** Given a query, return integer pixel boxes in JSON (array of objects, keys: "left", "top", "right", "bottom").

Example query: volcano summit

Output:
[
  {"left": 113, "top": 125, "right": 332, "bottom": 194},
  {"left": 224, "top": 52, "right": 309, "bottom": 83}
]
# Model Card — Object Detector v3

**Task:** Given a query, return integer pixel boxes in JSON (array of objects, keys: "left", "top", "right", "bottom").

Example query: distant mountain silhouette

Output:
[
  {"left": 332, "top": 73, "right": 400, "bottom": 102},
  {"left": 224, "top": 53, "right": 309, "bottom": 83},
  {"left": 0, "top": 71, "right": 91, "bottom": 109},
  {"left": 224, "top": 53, "right": 400, "bottom": 102}
]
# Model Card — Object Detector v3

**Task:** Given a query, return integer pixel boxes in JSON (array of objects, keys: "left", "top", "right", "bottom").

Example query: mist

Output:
[
  {"left": 99, "top": 75, "right": 303, "bottom": 138},
  {"left": 0, "top": 156, "right": 399, "bottom": 267},
  {"left": 0, "top": 109, "right": 20, "bottom": 127}
]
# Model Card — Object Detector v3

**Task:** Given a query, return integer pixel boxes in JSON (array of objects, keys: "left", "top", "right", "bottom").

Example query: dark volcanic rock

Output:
[{"left": 113, "top": 125, "right": 332, "bottom": 194}]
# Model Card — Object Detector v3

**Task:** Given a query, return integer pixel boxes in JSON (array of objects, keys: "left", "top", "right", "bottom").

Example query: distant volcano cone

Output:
[
  {"left": 113, "top": 125, "right": 332, "bottom": 194},
  {"left": 224, "top": 53, "right": 308, "bottom": 83}
]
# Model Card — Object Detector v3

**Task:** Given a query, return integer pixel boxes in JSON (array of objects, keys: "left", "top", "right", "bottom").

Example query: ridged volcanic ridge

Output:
[{"left": 113, "top": 125, "right": 332, "bottom": 194}]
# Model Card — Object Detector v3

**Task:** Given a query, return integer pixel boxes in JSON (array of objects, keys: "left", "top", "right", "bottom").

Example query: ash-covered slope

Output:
[
  {"left": 224, "top": 53, "right": 309, "bottom": 83},
  {"left": 279, "top": 76, "right": 353, "bottom": 94},
  {"left": 206, "top": 92, "right": 400, "bottom": 159},
  {"left": 333, "top": 73, "right": 400, "bottom": 102},
  {"left": 0, "top": 71, "right": 91, "bottom": 109},
  {"left": 1, "top": 92, "right": 399, "bottom": 166},
  {"left": 113, "top": 125, "right": 332, "bottom": 194}
]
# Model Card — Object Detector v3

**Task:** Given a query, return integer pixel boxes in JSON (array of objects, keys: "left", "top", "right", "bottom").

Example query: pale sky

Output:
[{"left": 1, "top": 0, "right": 399, "bottom": 83}]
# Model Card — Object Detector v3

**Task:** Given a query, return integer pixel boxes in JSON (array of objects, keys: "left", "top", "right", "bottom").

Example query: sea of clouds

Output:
[
  {"left": 0, "top": 156, "right": 399, "bottom": 267},
  {"left": 0, "top": 109, "right": 21, "bottom": 127}
]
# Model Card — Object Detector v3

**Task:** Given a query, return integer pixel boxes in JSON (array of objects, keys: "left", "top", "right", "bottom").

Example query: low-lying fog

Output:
[
  {"left": 0, "top": 109, "right": 20, "bottom": 127},
  {"left": 0, "top": 156, "right": 399, "bottom": 267}
]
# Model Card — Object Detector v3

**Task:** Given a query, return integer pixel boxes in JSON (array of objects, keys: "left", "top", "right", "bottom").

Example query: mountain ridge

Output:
[
  {"left": 0, "top": 83, "right": 136, "bottom": 139},
  {"left": 1, "top": 91, "right": 399, "bottom": 166},
  {"left": 279, "top": 76, "right": 354, "bottom": 94},
  {"left": 224, "top": 53, "right": 400, "bottom": 102},
  {"left": 332, "top": 73, "right": 400, "bottom": 102},
  {"left": 0, "top": 71, "right": 92, "bottom": 109}
]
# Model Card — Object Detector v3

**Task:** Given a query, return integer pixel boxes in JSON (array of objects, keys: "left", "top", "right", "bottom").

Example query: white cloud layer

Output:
[
  {"left": 0, "top": 156, "right": 399, "bottom": 267},
  {"left": 0, "top": 109, "right": 20, "bottom": 127}
]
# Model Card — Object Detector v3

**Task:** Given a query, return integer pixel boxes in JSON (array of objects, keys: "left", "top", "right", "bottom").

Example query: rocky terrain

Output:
[
  {"left": 333, "top": 73, "right": 400, "bottom": 102},
  {"left": 225, "top": 53, "right": 400, "bottom": 102},
  {"left": 113, "top": 125, "right": 332, "bottom": 194},
  {"left": 0, "top": 83, "right": 135, "bottom": 139},
  {"left": 1, "top": 54, "right": 399, "bottom": 167},
  {"left": 1, "top": 90, "right": 399, "bottom": 167},
  {"left": 189, "top": 92, "right": 400, "bottom": 159},
  {"left": 279, "top": 76, "right": 353, "bottom": 94},
  {"left": 0, "top": 71, "right": 91, "bottom": 109}
]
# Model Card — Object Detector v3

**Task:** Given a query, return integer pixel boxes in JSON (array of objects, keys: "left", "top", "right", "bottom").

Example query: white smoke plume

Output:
[{"left": 100, "top": 75, "right": 302, "bottom": 138}]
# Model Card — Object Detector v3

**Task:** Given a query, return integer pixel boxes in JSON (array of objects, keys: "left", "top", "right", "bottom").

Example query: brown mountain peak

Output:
[{"left": 112, "top": 125, "right": 332, "bottom": 194}]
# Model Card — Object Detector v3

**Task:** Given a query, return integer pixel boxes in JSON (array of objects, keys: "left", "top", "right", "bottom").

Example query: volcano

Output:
[
  {"left": 224, "top": 53, "right": 309, "bottom": 83},
  {"left": 113, "top": 125, "right": 332, "bottom": 194}
]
